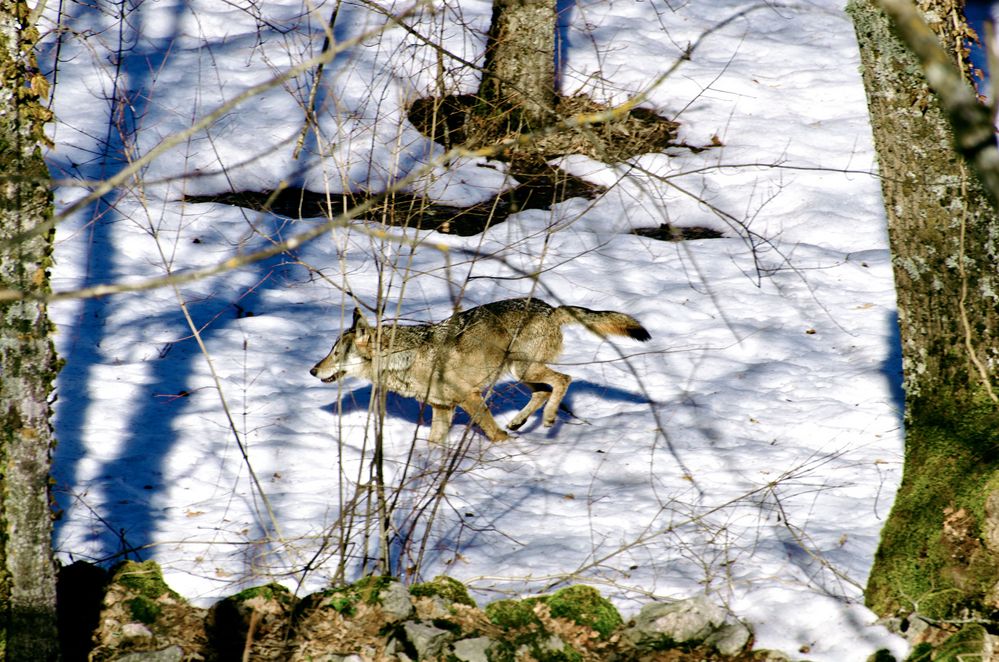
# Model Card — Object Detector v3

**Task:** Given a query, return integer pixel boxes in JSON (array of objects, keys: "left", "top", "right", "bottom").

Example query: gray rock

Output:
[
  {"left": 628, "top": 595, "right": 724, "bottom": 644},
  {"left": 119, "top": 622, "right": 154, "bottom": 641},
  {"left": 379, "top": 580, "right": 415, "bottom": 621},
  {"left": 706, "top": 620, "right": 753, "bottom": 656},
  {"left": 401, "top": 620, "right": 453, "bottom": 659},
  {"left": 418, "top": 595, "right": 453, "bottom": 620},
  {"left": 451, "top": 636, "right": 492, "bottom": 662},
  {"left": 625, "top": 595, "right": 751, "bottom": 655}
]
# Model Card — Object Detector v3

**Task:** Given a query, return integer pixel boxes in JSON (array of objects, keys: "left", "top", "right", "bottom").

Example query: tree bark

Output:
[
  {"left": 477, "top": 0, "right": 557, "bottom": 131},
  {"left": 848, "top": 0, "right": 999, "bottom": 640},
  {"left": 0, "top": 1, "right": 60, "bottom": 660}
]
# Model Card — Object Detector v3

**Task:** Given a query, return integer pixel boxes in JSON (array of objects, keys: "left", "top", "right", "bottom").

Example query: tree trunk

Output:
[
  {"left": 476, "top": 0, "right": 557, "bottom": 131},
  {"left": 0, "top": 1, "right": 61, "bottom": 660},
  {"left": 848, "top": 0, "right": 999, "bottom": 641}
]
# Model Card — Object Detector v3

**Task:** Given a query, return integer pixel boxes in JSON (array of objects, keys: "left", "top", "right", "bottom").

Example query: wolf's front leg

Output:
[
  {"left": 459, "top": 393, "right": 509, "bottom": 442},
  {"left": 428, "top": 405, "right": 455, "bottom": 444}
]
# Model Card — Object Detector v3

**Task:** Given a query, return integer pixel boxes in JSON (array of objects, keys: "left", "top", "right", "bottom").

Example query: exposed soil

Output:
[{"left": 407, "top": 93, "right": 685, "bottom": 163}]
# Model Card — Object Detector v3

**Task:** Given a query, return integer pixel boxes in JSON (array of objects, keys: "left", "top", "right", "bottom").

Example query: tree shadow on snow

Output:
[
  {"left": 882, "top": 310, "right": 906, "bottom": 416},
  {"left": 44, "top": 0, "right": 356, "bottom": 570}
]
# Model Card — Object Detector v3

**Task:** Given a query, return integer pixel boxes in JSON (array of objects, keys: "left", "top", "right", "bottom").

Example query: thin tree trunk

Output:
[
  {"left": 848, "top": 0, "right": 999, "bottom": 645},
  {"left": 477, "top": 0, "right": 557, "bottom": 131},
  {"left": 0, "top": 1, "right": 60, "bottom": 659}
]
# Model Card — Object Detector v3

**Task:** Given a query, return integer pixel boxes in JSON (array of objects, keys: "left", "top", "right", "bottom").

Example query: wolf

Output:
[{"left": 310, "top": 297, "right": 651, "bottom": 443}]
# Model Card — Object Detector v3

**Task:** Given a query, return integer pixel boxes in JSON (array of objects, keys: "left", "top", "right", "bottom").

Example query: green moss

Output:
[
  {"left": 485, "top": 586, "right": 622, "bottom": 638},
  {"left": 538, "top": 646, "right": 583, "bottom": 662},
  {"left": 231, "top": 582, "right": 294, "bottom": 605},
  {"left": 113, "top": 560, "right": 179, "bottom": 602},
  {"left": 546, "top": 585, "right": 622, "bottom": 639},
  {"left": 485, "top": 597, "right": 544, "bottom": 630},
  {"left": 905, "top": 642, "right": 933, "bottom": 662},
  {"left": 319, "top": 575, "right": 396, "bottom": 615},
  {"left": 409, "top": 575, "right": 476, "bottom": 607},
  {"left": 126, "top": 595, "right": 161, "bottom": 624},
  {"left": 933, "top": 624, "right": 987, "bottom": 662},
  {"left": 109, "top": 561, "right": 179, "bottom": 626},
  {"left": 484, "top": 588, "right": 619, "bottom": 662},
  {"left": 865, "top": 401, "right": 999, "bottom": 620}
]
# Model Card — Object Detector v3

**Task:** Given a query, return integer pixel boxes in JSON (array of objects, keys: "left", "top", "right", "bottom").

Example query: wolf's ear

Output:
[
  {"left": 352, "top": 308, "right": 372, "bottom": 349},
  {"left": 351, "top": 307, "right": 369, "bottom": 330}
]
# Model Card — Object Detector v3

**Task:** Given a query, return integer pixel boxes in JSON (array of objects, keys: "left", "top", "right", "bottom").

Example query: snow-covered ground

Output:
[{"left": 40, "top": 1, "right": 907, "bottom": 659}]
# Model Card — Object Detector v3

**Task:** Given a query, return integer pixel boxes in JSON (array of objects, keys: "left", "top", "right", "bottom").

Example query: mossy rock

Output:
[
  {"left": 409, "top": 575, "right": 476, "bottom": 607},
  {"left": 90, "top": 561, "right": 207, "bottom": 661},
  {"left": 113, "top": 560, "right": 180, "bottom": 602},
  {"left": 212, "top": 581, "right": 298, "bottom": 620},
  {"left": 484, "top": 586, "right": 620, "bottom": 661},
  {"left": 486, "top": 585, "right": 621, "bottom": 637},
  {"left": 109, "top": 561, "right": 180, "bottom": 625},
  {"left": 125, "top": 595, "right": 162, "bottom": 624},
  {"left": 547, "top": 585, "right": 622, "bottom": 639},
  {"left": 485, "top": 597, "right": 545, "bottom": 630},
  {"left": 229, "top": 582, "right": 295, "bottom": 605},
  {"left": 208, "top": 582, "right": 297, "bottom": 660},
  {"left": 308, "top": 575, "right": 407, "bottom": 617}
]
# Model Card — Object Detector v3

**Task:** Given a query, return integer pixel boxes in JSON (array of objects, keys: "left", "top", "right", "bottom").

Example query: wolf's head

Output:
[{"left": 310, "top": 308, "right": 373, "bottom": 383}]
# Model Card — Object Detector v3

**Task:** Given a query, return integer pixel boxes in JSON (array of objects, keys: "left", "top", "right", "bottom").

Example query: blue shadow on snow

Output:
[{"left": 43, "top": 0, "right": 353, "bottom": 565}]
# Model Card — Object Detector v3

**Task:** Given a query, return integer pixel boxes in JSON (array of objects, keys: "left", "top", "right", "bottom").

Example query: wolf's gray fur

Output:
[{"left": 310, "top": 298, "right": 650, "bottom": 442}]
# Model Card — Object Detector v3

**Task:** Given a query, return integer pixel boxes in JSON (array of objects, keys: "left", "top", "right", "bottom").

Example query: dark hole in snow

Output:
[{"left": 632, "top": 223, "right": 724, "bottom": 241}]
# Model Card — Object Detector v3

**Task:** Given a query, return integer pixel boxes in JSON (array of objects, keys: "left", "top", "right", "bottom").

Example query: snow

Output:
[{"left": 40, "top": 0, "right": 907, "bottom": 659}]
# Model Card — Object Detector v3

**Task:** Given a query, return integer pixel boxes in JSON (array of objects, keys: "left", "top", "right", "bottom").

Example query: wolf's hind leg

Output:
[
  {"left": 507, "top": 386, "right": 551, "bottom": 431},
  {"left": 516, "top": 365, "right": 570, "bottom": 428},
  {"left": 428, "top": 405, "right": 454, "bottom": 444},
  {"left": 459, "top": 393, "right": 509, "bottom": 442}
]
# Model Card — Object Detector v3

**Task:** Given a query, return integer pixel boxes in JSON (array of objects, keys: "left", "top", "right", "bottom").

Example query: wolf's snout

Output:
[{"left": 309, "top": 367, "right": 318, "bottom": 377}]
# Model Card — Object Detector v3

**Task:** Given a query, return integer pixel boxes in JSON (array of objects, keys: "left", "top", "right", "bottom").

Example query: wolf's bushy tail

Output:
[{"left": 557, "top": 305, "right": 651, "bottom": 341}]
